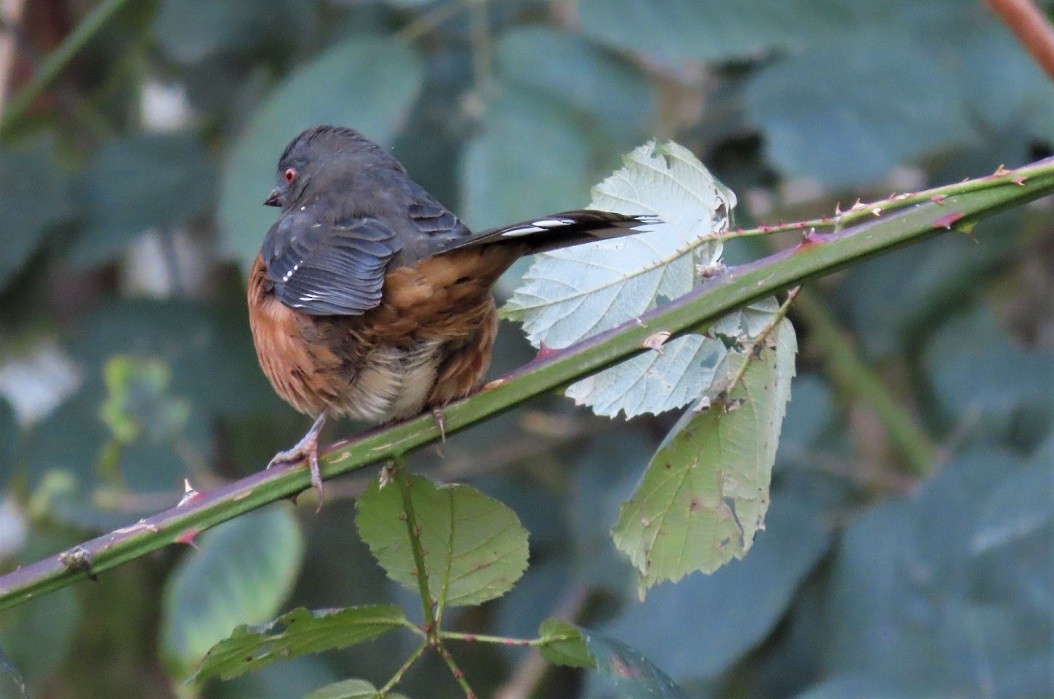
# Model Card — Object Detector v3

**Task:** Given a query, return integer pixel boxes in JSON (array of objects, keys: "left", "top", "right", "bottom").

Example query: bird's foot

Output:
[
  {"left": 268, "top": 411, "right": 327, "bottom": 510},
  {"left": 431, "top": 407, "right": 447, "bottom": 443}
]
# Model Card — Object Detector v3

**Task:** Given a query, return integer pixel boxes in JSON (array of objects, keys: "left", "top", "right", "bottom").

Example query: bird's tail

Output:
[{"left": 440, "top": 210, "right": 661, "bottom": 255}]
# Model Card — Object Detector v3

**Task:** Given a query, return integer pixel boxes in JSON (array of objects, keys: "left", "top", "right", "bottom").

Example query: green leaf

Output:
[
  {"left": 355, "top": 475, "right": 529, "bottom": 608},
  {"left": 153, "top": 0, "right": 313, "bottom": 63},
  {"left": 163, "top": 504, "right": 305, "bottom": 674},
  {"left": 577, "top": 0, "right": 853, "bottom": 63},
  {"left": 538, "top": 618, "right": 594, "bottom": 669},
  {"left": 924, "top": 305, "right": 1053, "bottom": 443},
  {"left": 220, "top": 36, "right": 423, "bottom": 271},
  {"left": 460, "top": 88, "right": 592, "bottom": 231},
  {"left": 495, "top": 28, "right": 654, "bottom": 136},
  {"left": 0, "top": 587, "right": 77, "bottom": 690},
  {"left": 0, "top": 141, "right": 72, "bottom": 291},
  {"left": 613, "top": 318, "right": 796, "bottom": 589},
  {"left": 504, "top": 141, "right": 733, "bottom": 346},
  {"left": 502, "top": 141, "right": 742, "bottom": 418},
  {"left": 193, "top": 605, "right": 408, "bottom": 683},
  {"left": 71, "top": 132, "right": 214, "bottom": 266},
  {"left": 306, "top": 678, "right": 410, "bottom": 699},
  {"left": 604, "top": 494, "right": 831, "bottom": 682},
  {"left": 745, "top": 35, "right": 974, "bottom": 186},
  {"left": 579, "top": 628, "right": 687, "bottom": 698},
  {"left": 972, "top": 437, "right": 1054, "bottom": 553}
]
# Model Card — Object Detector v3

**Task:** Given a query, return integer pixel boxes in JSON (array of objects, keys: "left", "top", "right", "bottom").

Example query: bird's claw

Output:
[{"left": 268, "top": 412, "right": 327, "bottom": 510}]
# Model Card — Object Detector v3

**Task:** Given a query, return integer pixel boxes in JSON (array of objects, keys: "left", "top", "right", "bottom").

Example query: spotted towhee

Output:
[{"left": 248, "top": 125, "right": 657, "bottom": 500}]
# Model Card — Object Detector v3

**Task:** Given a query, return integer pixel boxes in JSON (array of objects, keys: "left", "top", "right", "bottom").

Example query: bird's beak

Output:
[{"left": 264, "top": 188, "right": 282, "bottom": 207}]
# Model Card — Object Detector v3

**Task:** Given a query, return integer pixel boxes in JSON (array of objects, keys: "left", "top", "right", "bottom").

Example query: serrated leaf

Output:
[
  {"left": 193, "top": 605, "right": 407, "bottom": 683},
  {"left": 503, "top": 140, "right": 733, "bottom": 348},
  {"left": 539, "top": 618, "right": 595, "bottom": 669},
  {"left": 579, "top": 628, "right": 687, "bottom": 698},
  {"left": 306, "top": 678, "right": 411, "bottom": 699},
  {"left": 613, "top": 319, "right": 796, "bottom": 589},
  {"left": 355, "top": 475, "right": 529, "bottom": 608},
  {"left": 163, "top": 505, "right": 305, "bottom": 674},
  {"left": 565, "top": 335, "right": 726, "bottom": 418},
  {"left": 220, "top": 36, "right": 423, "bottom": 271}
]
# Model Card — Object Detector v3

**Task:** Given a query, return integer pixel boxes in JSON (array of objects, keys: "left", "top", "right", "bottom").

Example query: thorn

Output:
[
  {"left": 850, "top": 198, "right": 865, "bottom": 211},
  {"left": 697, "top": 261, "right": 726, "bottom": 280},
  {"left": 797, "top": 228, "right": 824, "bottom": 249},
  {"left": 533, "top": 344, "right": 559, "bottom": 362},
  {"left": 934, "top": 212, "right": 964, "bottom": 230},
  {"left": 834, "top": 202, "right": 842, "bottom": 215},
  {"left": 176, "top": 528, "right": 202, "bottom": 549},
  {"left": 1012, "top": 176, "right": 1027, "bottom": 186},
  {"left": 378, "top": 464, "right": 395, "bottom": 489},
  {"left": 993, "top": 164, "right": 1009, "bottom": 176},
  {"left": 871, "top": 207, "right": 882, "bottom": 216},
  {"left": 642, "top": 331, "right": 672, "bottom": 353},
  {"left": 931, "top": 194, "right": 947, "bottom": 204},
  {"left": 178, "top": 479, "right": 203, "bottom": 507}
]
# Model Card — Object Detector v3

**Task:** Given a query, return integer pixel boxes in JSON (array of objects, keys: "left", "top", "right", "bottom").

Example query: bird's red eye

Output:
[{"left": 283, "top": 167, "right": 297, "bottom": 184}]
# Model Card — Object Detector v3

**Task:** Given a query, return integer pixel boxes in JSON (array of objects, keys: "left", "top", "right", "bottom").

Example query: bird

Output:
[{"left": 248, "top": 125, "right": 658, "bottom": 502}]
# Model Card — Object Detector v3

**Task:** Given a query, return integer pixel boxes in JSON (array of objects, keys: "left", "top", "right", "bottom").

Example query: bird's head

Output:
[{"left": 265, "top": 125, "right": 382, "bottom": 209}]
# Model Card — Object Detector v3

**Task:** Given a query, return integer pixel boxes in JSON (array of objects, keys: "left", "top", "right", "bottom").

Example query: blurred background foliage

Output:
[{"left": 0, "top": 0, "right": 1051, "bottom": 697}]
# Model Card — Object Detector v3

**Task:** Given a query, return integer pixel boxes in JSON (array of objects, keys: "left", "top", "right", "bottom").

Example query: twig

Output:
[
  {"left": 435, "top": 641, "right": 476, "bottom": 699},
  {"left": 378, "top": 640, "right": 428, "bottom": 697},
  {"left": 988, "top": 0, "right": 1054, "bottom": 81},
  {"left": 0, "top": 0, "right": 132, "bottom": 137},
  {"left": 0, "top": 157, "right": 1051, "bottom": 611}
]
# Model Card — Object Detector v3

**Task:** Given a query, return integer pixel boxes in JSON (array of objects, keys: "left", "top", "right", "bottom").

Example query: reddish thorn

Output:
[
  {"left": 1012, "top": 176, "right": 1027, "bottom": 186},
  {"left": 934, "top": 212, "right": 964, "bottom": 230},
  {"left": 930, "top": 194, "right": 947, "bottom": 204},
  {"left": 177, "top": 478, "right": 203, "bottom": 507},
  {"left": 463, "top": 634, "right": 477, "bottom": 642},
  {"left": 534, "top": 344, "right": 559, "bottom": 362},
  {"left": 797, "top": 229, "right": 824, "bottom": 249},
  {"left": 176, "top": 528, "right": 201, "bottom": 548}
]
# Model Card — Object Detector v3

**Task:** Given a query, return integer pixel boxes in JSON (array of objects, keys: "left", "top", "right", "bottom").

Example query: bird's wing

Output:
[
  {"left": 261, "top": 210, "right": 402, "bottom": 316},
  {"left": 402, "top": 181, "right": 473, "bottom": 257}
]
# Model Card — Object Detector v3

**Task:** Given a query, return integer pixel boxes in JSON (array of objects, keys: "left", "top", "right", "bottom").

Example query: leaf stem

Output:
[
  {"left": 393, "top": 462, "right": 438, "bottom": 636},
  {"left": 436, "top": 641, "right": 476, "bottom": 699},
  {"left": 439, "top": 630, "right": 542, "bottom": 646},
  {"left": 715, "top": 287, "right": 799, "bottom": 404},
  {"left": 0, "top": 157, "right": 1051, "bottom": 611},
  {"left": 0, "top": 0, "right": 132, "bottom": 137},
  {"left": 378, "top": 641, "right": 428, "bottom": 697}
]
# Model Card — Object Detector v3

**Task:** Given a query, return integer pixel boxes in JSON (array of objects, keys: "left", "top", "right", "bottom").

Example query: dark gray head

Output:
[{"left": 264, "top": 125, "right": 397, "bottom": 209}]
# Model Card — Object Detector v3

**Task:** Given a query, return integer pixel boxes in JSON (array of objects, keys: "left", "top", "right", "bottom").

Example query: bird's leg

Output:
[{"left": 268, "top": 410, "right": 328, "bottom": 508}]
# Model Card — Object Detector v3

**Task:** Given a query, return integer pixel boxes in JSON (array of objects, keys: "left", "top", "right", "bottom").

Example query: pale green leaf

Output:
[
  {"left": 565, "top": 335, "right": 726, "bottom": 418},
  {"left": 162, "top": 505, "right": 305, "bottom": 674},
  {"left": 503, "top": 140, "right": 734, "bottom": 348},
  {"left": 502, "top": 141, "right": 737, "bottom": 417},
  {"left": 192, "top": 605, "right": 407, "bottom": 683},
  {"left": 306, "top": 677, "right": 411, "bottom": 699},
  {"left": 538, "top": 618, "right": 594, "bottom": 669},
  {"left": 613, "top": 319, "right": 797, "bottom": 589},
  {"left": 355, "top": 475, "right": 529, "bottom": 608},
  {"left": 220, "top": 37, "right": 423, "bottom": 271}
]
